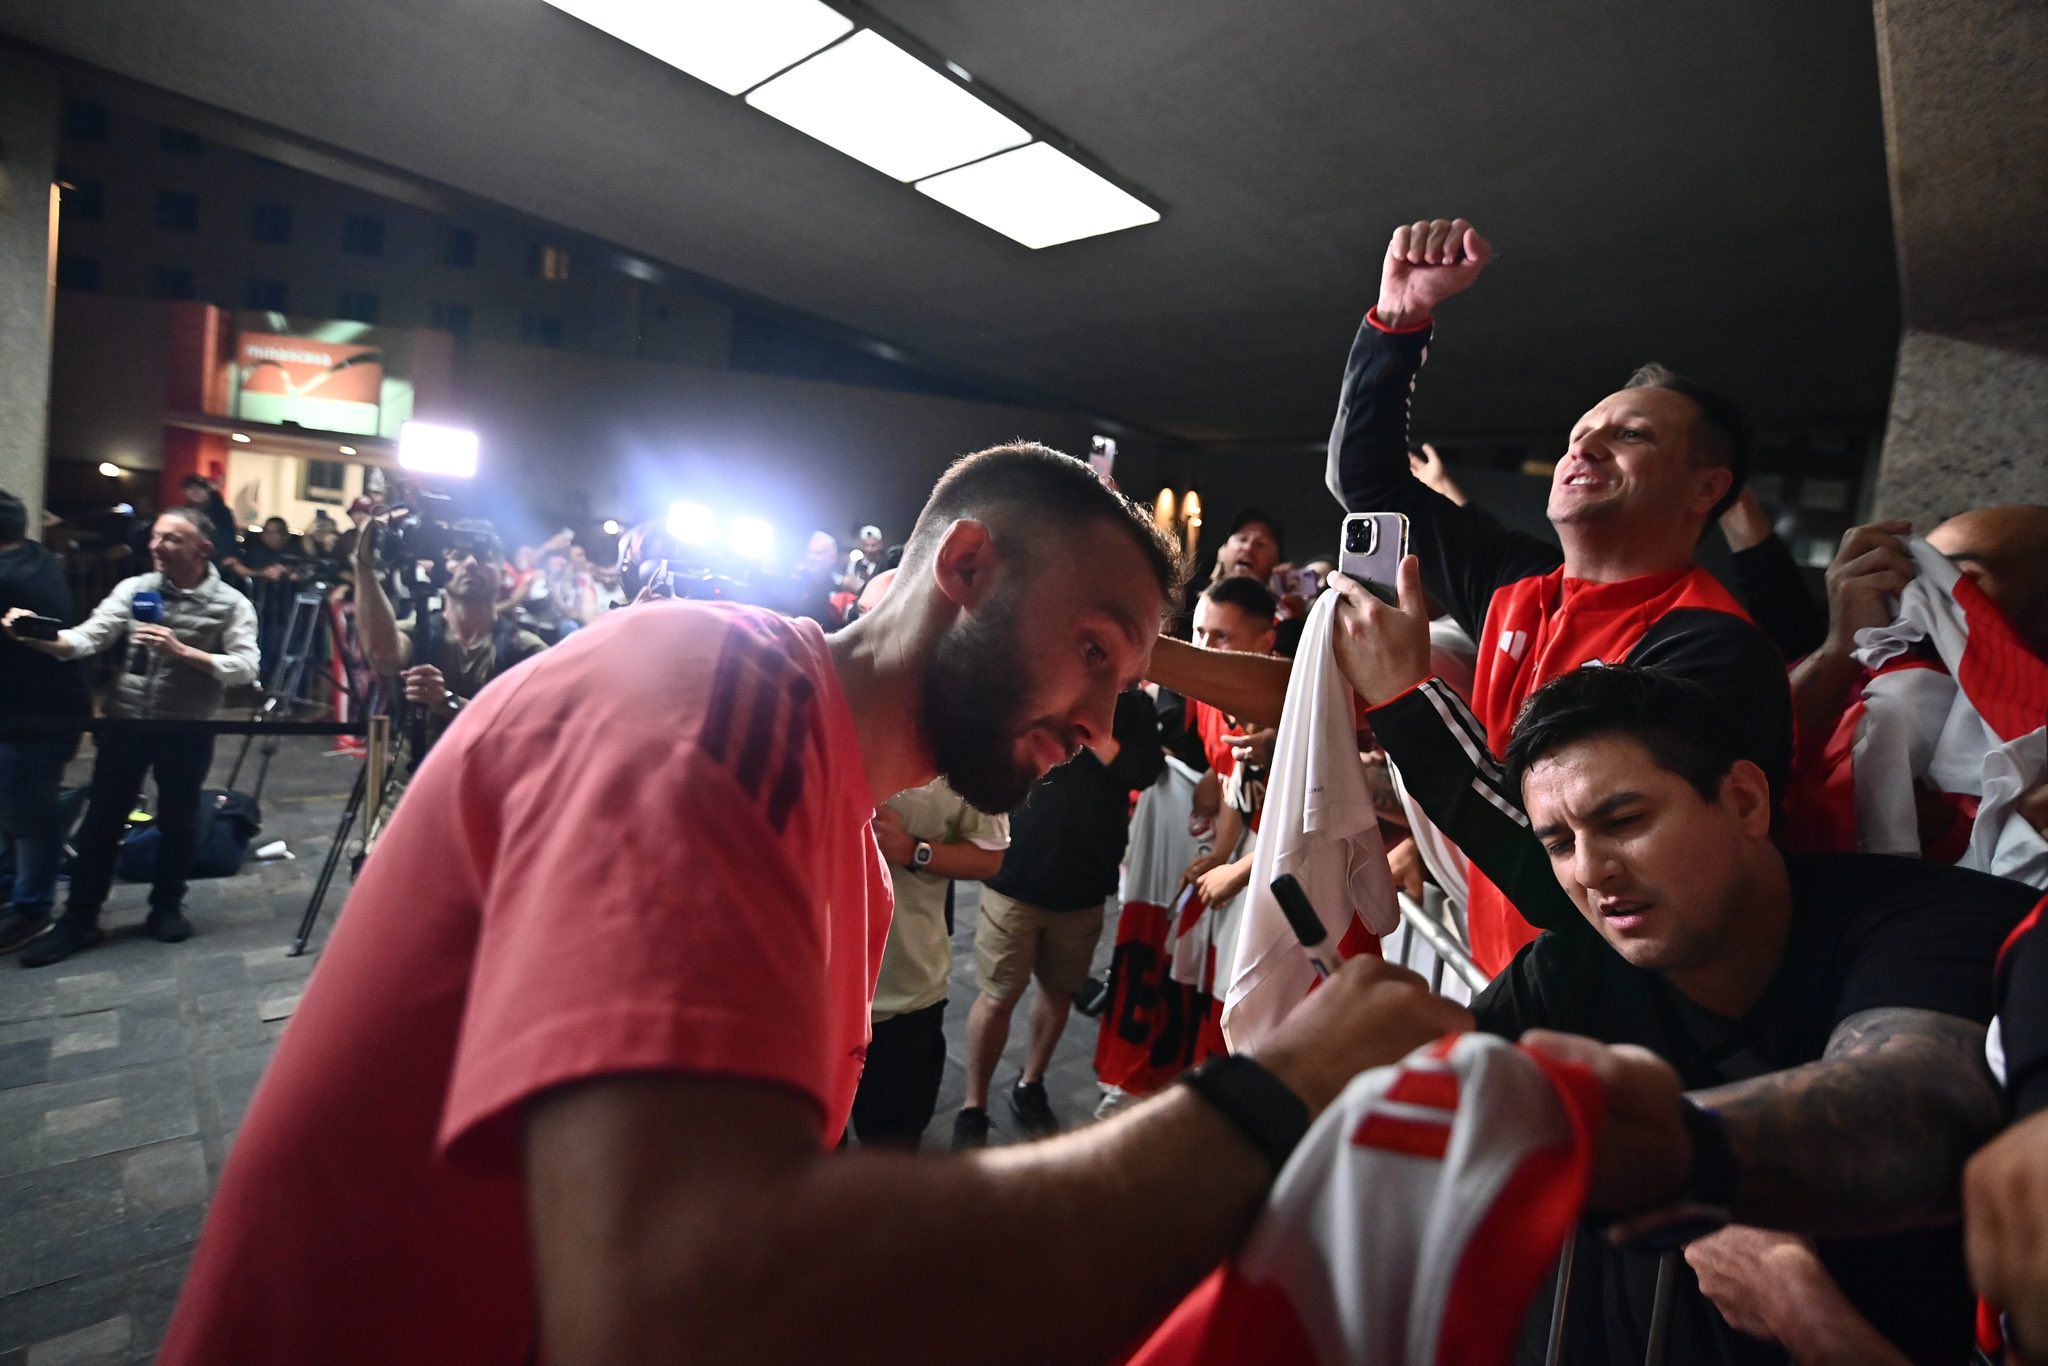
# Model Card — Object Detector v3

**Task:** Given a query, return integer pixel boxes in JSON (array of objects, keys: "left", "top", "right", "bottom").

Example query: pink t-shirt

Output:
[{"left": 161, "top": 601, "right": 891, "bottom": 1364}]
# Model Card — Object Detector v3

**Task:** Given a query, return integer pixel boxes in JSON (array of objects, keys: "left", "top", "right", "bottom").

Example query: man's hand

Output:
[
  {"left": 1681, "top": 1226, "right": 1910, "bottom": 1363},
  {"left": 1377, "top": 218, "right": 1493, "bottom": 330},
  {"left": 1181, "top": 850, "right": 1225, "bottom": 887},
  {"left": 1, "top": 607, "right": 65, "bottom": 656},
  {"left": 1330, "top": 555, "right": 1434, "bottom": 706},
  {"left": 1408, "top": 442, "right": 1467, "bottom": 506},
  {"left": 1517, "top": 1032, "right": 1689, "bottom": 1215},
  {"left": 1250, "top": 956, "right": 1475, "bottom": 1118},
  {"left": 872, "top": 806, "right": 916, "bottom": 867},
  {"left": 1819, "top": 521, "right": 1915, "bottom": 661},
  {"left": 1193, "top": 857, "right": 1251, "bottom": 910},
  {"left": 1718, "top": 487, "right": 1776, "bottom": 553},
  {"left": 130, "top": 622, "right": 193, "bottom": 662},
  {"left": 2018, "top": 781, "right": 2048, "bottom": 837},
  {"left": 401, "top": 664, "right": 451, "bottom": 711},
  {"left": 1223, "top": 727, "right": 1275, "bottom": 771},
  {"left": 1966, "top": 1108, "right": 2048, "bottom": 1363},
  {"left": 1387, "top": 836, "right": 1424, "bottom": 902}
]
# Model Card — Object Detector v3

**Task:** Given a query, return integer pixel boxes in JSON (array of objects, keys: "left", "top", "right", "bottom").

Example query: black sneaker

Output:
[
  {"left": 1008, "top": 1079, "right": 1061, "bottom": 1137},
  {"left": 950, "top": 1108, "right": 992, "bottom": 1149},
  {"left": 145, "top": 907, "right": 193, "bottom": 944},
  {"left": 21, "top": 912, "right": 102, "bottom": 969},
  {"left": 0, "top": 910, "right": 51, "bottom": 955}
]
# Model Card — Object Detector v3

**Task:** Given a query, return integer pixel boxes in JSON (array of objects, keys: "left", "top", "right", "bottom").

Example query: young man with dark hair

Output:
[
  {"left": 159, "top": 441, "right": 1485, "bottom": 1365},
  {"left": 3, "top": 507, "right": 260, "bottom": 965},
  {"left": 1181, "top": 575, "right": 1281, "bottom": 913},
  {"left": 1470, "top": 664, "right": 2033, "bottom": 1363},
  {"left": 1154, "top": 219, "right": 1793, "bottom": 976}
]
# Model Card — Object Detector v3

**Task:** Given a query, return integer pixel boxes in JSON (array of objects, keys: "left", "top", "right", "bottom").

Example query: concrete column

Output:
[
  {"left": 1869, "top": 0, "right": 2048, "bottom": 524},
  {"left": 0, "top": 50, "right": 60, "bottom": 531}
]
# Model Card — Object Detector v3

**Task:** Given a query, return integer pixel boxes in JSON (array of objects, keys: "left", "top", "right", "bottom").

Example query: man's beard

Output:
[{"left": 922, "top": 584, "right": 1053, "bottom": 814}]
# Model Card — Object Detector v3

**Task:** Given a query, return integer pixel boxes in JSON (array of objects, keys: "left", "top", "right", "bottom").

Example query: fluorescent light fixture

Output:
[
  {"left": 667, "top": 501, "right": 717, "bottom": 545},
  {"left": 729, "top": 516, "right": 775, "bottom": 562},
  {"left": 397, "top": 421, "right": 480, "bottom": 479},
  {"left": 541, "top": 0, "right": 852, "bottom": 97},
  {"left": 97, "top": 462, "right": 120, "bottom": 477},
  {"left": 917, "top": 141, "right": 1160, "bottom": 248},
  {"left": 230, "top": 432, "right": 252, "bottom": 443},
  {"left": 746, "top": 30, "right": 1030, "bottom": 182}
]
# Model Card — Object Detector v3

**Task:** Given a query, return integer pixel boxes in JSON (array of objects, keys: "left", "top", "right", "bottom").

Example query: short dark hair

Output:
[
  {"left": 1504, "top": 664, "right": 1740, "bottom": 804},
  {"left": 0, "top": 488, "right": 25, "bottom": 544},
  {"left": 1624, "top": 363, "right": 1753, "bottom": 522},
  {"left": 904, "top": 441, "right": 1185, "bottom": 603},
  {"left": 1200, "top": 573, "right": 1278, "bottom": 624},
  {"left": 182, "top": 474, "right": 214, "bottom": 492}
]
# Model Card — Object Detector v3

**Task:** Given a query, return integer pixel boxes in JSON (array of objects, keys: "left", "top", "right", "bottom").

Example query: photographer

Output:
[
  {"left": 2, "top": 507, "right": 259, "bottom": 967},
  {"left": 352, "top": 511, "right": 544, "bottom": 754},
  {"left": 240, "top": 516, "right": 310, "bottom": 684}
]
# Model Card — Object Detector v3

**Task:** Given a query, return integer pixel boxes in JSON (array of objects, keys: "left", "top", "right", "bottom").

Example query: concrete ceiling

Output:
[{"left": 0, "top": 0, "right": 1902, "bottom": 447}]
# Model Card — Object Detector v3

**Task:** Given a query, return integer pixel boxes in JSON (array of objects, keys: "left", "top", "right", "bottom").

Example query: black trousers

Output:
[
  {"left": 849, "top": 999, "right": 949, "bottom": 1149},
  {"left": 67, "top": 730, "right": 216, "bottom": 918}
]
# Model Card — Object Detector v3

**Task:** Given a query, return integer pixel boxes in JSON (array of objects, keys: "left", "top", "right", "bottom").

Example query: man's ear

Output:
[
  {"left": 1689, "top": 464, "right": 1734, "bottom": 521},
  {"left": 1719, "top": 759, "right": 1772, "bottom": 836},
  {"left": 931, "top": 519, "right": 999, "bottom": 610}
]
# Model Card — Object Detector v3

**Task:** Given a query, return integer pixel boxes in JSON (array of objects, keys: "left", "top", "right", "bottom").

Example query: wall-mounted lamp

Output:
[{"left": 1153, "top": 487, "right": 1202, "bottom": 562}]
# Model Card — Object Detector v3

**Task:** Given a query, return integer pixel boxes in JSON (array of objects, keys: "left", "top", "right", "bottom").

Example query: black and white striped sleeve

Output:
[{"left": 1366, "top": 677, "right": 1578, "bottom": 932}]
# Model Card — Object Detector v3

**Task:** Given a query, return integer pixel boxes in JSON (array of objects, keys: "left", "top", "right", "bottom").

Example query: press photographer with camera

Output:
[
  {"left": 351, "top": 507, "right": 545, "bottom": 754},
  {"left": 2, "top": 507, "right": 259, "bottom": 967}
]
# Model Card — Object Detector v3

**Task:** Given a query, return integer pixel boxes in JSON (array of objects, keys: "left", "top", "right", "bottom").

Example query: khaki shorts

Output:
[{"left": 973, "top": 888, "right": 1107, "bottom": 1003}]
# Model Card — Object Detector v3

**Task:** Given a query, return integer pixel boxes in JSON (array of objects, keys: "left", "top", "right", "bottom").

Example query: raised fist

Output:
[{"left": 1377, "top": 218, "right": 1493, "bottom": 329}]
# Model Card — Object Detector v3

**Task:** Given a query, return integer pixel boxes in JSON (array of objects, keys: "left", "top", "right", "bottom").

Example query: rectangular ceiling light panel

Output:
[
  {"left": 543, "top": 0, "right": 853, "bottom": 96},
  {"left": 916, "top": 142, "right": 1160, "bottom": 248},
  {"left": 745, "top": 29, "right": 1031, "bottom": 182}
]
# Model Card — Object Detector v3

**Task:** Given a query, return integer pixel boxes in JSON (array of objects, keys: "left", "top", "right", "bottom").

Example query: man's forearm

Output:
[
  {"left": 354, "top": 567, "right": 405, "bottom": 672},
  {"left": 923, "top": 842, "right": 1002, "bottom": 882},
  {"left": 1695, "top": 1009, "right": 2002, "bottom": 1235},
  {"left": 1147, "top": 636, "right": 1290, "bottom": 729}
]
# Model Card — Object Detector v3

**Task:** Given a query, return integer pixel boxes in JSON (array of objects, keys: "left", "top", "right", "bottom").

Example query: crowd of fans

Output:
[{"left": 4, "top": 215, "right": 2047, "bottom": 1364}]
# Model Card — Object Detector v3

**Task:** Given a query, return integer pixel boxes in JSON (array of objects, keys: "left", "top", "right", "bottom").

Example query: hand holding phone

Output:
[
  {"left": 9, "top": 613, "right": 64, "bottom": 642},
  {"left": 1337, "top": 513, "right": 1408, "bottom": 605},
  {"left": 1328, "top": 550, "right": 1434, "bottom": 707}
]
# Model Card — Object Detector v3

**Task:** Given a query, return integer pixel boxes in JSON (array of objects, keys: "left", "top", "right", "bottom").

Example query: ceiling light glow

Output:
[
  {"left": 916, "top": 142, "right": 1160, "bottom": 249},
  {"left": 746, "top": 29, "right": 1030, "bottom": 182},
  {"left": 541, "top": 0, "right": 852, "bottom": 96},
  {"left": 98, "top": 462, "right": 121, "bottom": 477},
  {"left": 230, "top": 432, "right": 252, "bottom": 443}
]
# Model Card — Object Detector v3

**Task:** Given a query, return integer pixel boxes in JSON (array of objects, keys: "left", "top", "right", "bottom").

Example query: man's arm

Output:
[
  {"left": 350, "top": 521, "right": 412, "bottom": 673},
  {"left": 1325, "top": 219, "right": 1559, "bottom": 636},
  {"left": 1787, "top": 521, "right": 1915, "bottom": 755},
  {"left": 1146, "top": 636, "right": 1290, "bottom": 729},
  {"left": 1695, "top": 1007, "right": 2004, "bottom": 1236},
  {"left": 198, "top": 593, "right": 262, "bottom": 686},
  {"left": 525, "top": 958, "right": 1474, "bottom": 1365},
  {"left": 49, "top": 577, "right": 141, "bottom": 660}
]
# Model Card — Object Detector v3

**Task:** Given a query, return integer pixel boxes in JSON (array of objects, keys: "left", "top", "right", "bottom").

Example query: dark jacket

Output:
[
  {"left": 0, "top": 540, "right": 90, "bottom": 722},
  {"left": 986, "top": 690, "right": 1166, "bottom": 911}
]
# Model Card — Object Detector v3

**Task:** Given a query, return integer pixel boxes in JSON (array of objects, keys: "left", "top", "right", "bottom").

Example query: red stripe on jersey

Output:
[
  {"left": 1386, "top": 1067, "right": 1461, "bottom": 1113},
  {"left": 1351, "top": 1110, "right": 1452, "bottom": 1160},
  {"left": 1954, "top": 572, "right": 2048, "bottom": 742}
]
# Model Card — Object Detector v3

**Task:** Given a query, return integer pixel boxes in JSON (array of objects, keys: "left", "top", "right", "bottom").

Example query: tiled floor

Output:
[{"left": 0, "top": 735, "right": 1115, "bottom": 1363}]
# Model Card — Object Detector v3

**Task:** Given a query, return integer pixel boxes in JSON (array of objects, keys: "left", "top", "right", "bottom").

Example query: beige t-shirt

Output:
[{"left": 871, "top": 778, "right": 1009, "bottom": 1021}]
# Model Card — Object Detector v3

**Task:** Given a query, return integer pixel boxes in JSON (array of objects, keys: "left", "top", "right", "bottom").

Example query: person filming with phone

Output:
[
  {"left": 2, "top": 506, "right": 259, "bottom": 967},
  {"left": 1152, "top": 217, "right": 1792, "bottom": 976}
]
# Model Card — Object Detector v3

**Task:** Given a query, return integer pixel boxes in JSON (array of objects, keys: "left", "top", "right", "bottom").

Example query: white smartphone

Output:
[{"left": 1337, "top": 512, "right": 1409, "bottom": 605}]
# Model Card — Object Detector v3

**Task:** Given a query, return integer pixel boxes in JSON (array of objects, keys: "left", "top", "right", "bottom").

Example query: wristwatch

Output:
[
  {"left": 1180, "top": 1054, "right": 1310, "bottom": 1173},
  {"left": 911, "top": 840, "right": 934, "bottom": 871}
]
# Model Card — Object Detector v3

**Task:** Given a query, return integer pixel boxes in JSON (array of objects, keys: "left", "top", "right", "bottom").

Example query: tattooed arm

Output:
[{"left": 1693, "top": 1008, "right": 2004, "bottom": 1237}]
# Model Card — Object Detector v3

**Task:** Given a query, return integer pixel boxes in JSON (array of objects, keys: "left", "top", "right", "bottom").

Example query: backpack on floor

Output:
[{"left": 116, "top": 790, "right": 264, "bottom": 883}]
